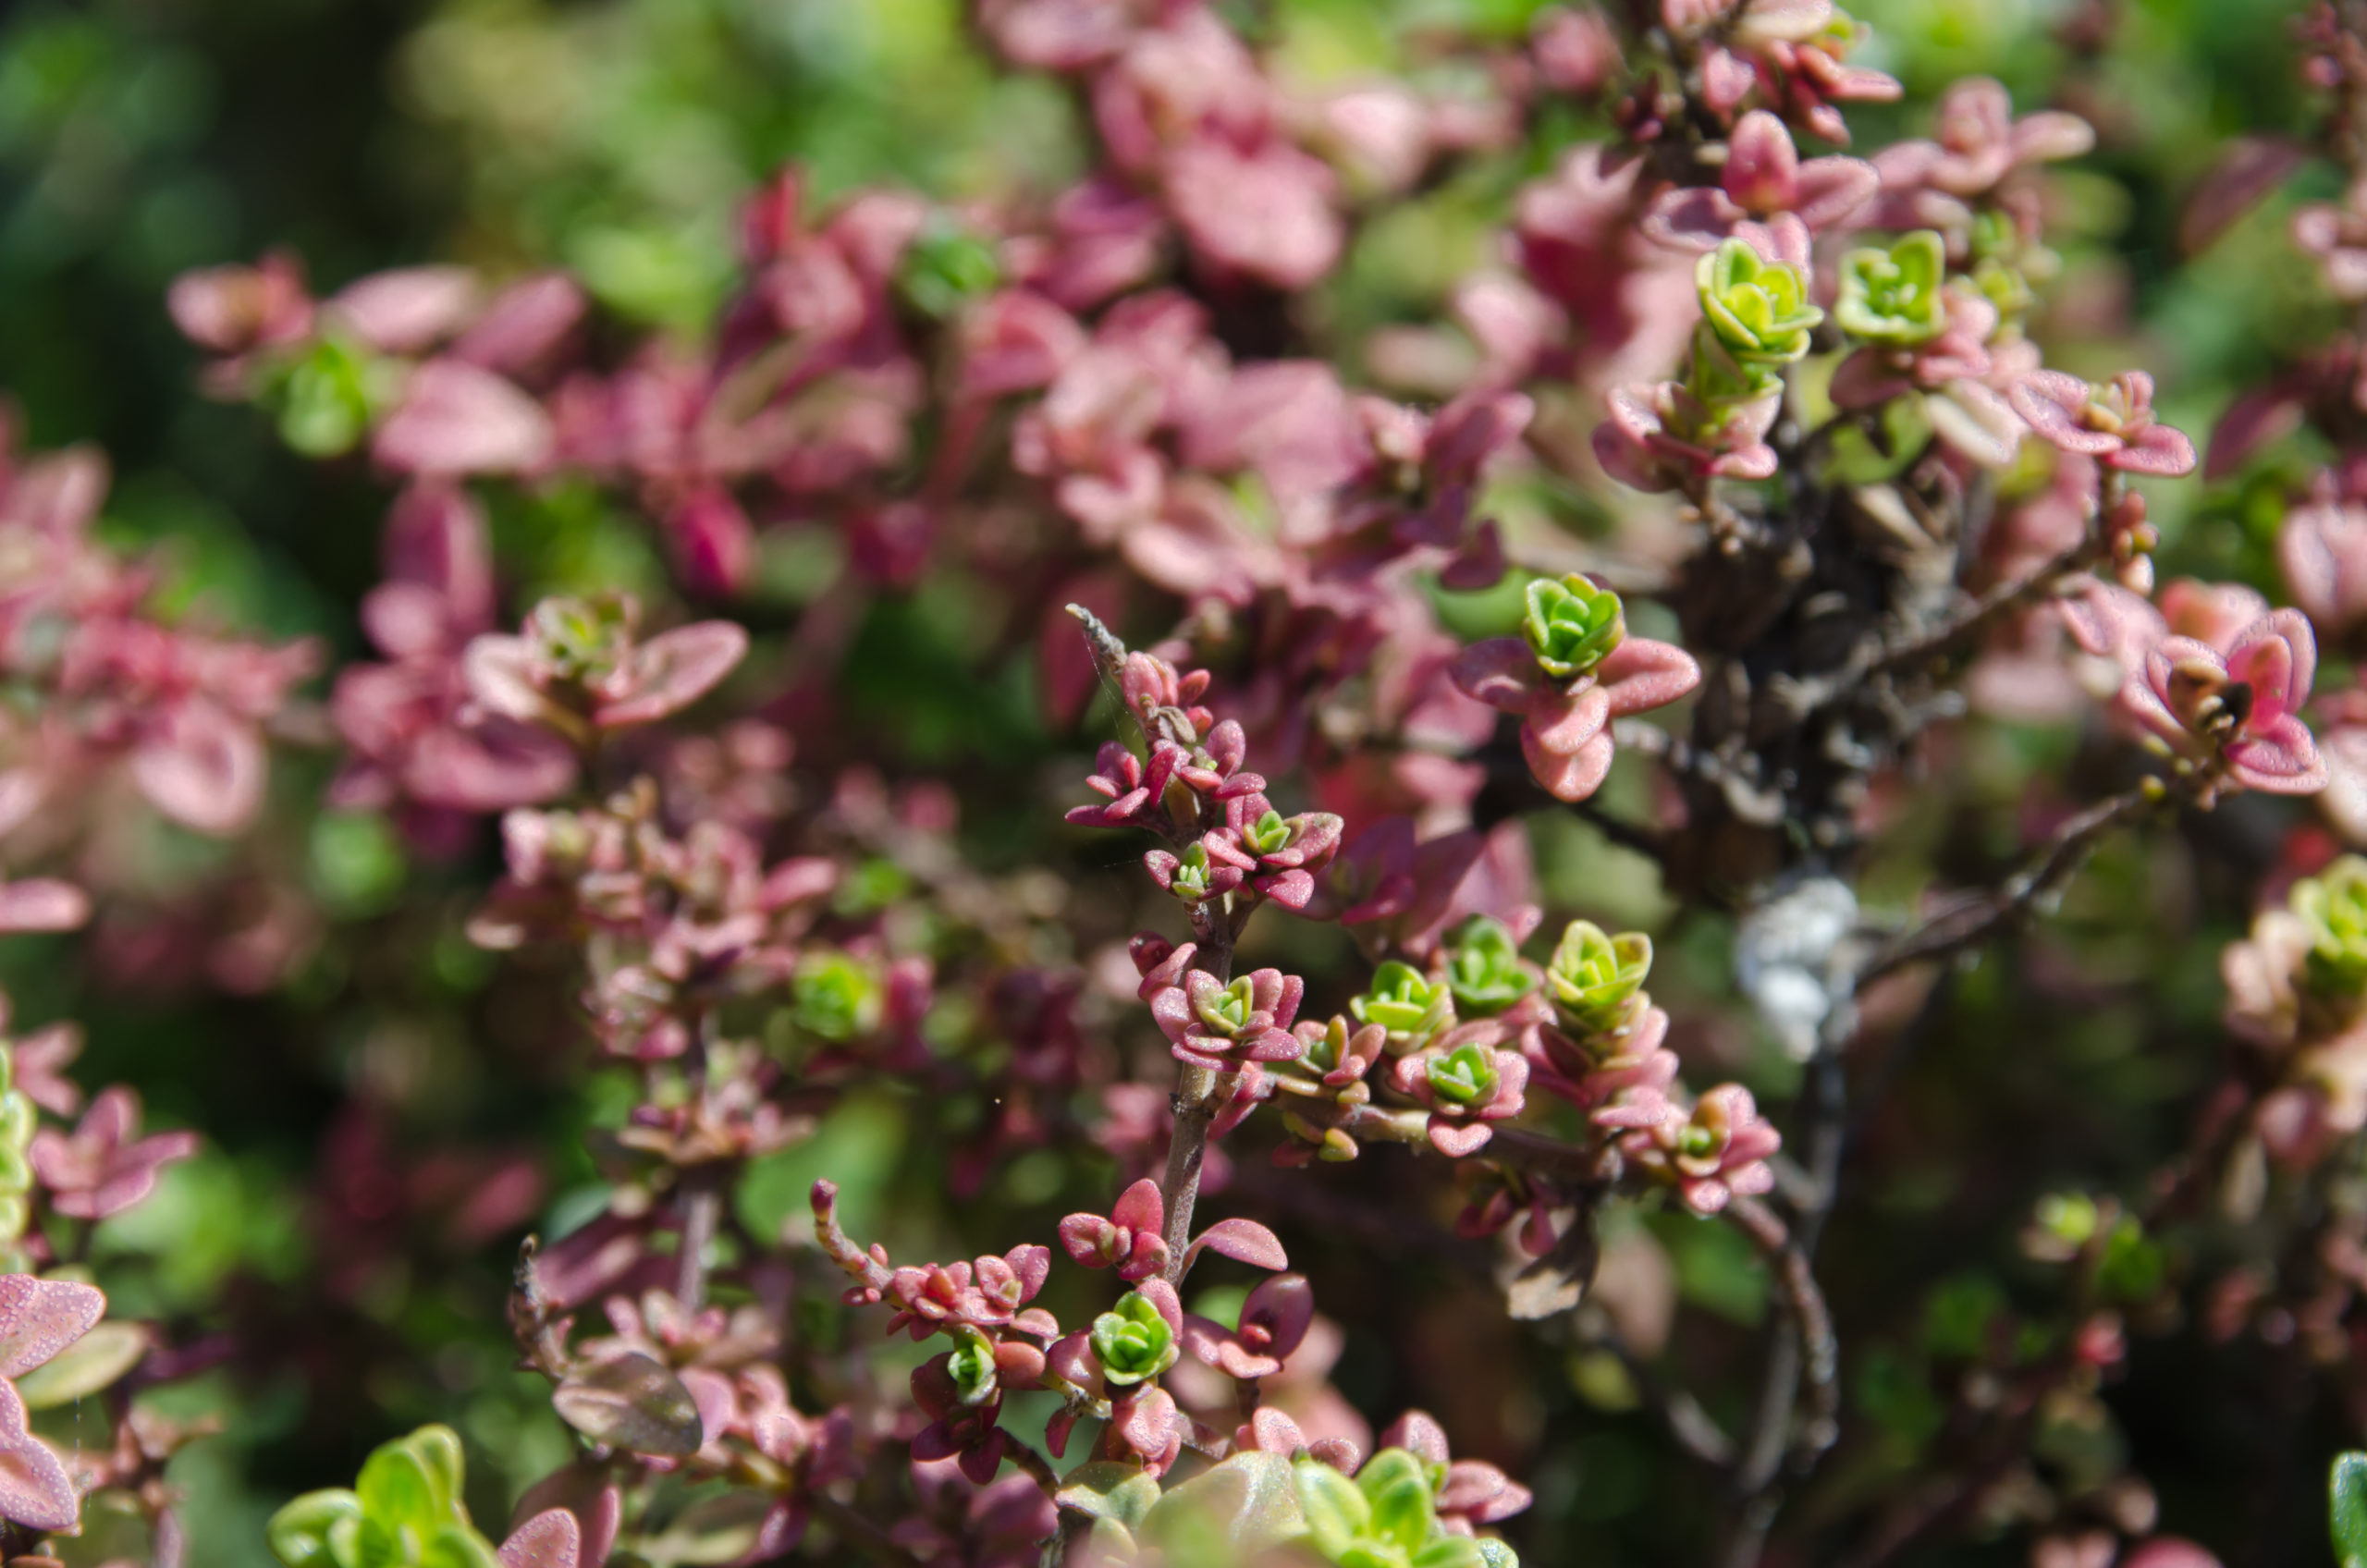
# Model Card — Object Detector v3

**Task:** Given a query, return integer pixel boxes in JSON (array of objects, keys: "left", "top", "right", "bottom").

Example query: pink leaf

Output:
[
  {"left": 0, "top": 881, "right": 90, "bottom": 936},
  {"left": 511, "top": 1468, "right": 619, "bottom": 1568},
  {"left": 1114, "top": 1386, "right": 1180, "bottom": 1460},
  {"left": 374, "top": 361, "right": 554, "bottom": 476},
  {"left": 498, "top": 1510, "right": 583, "bottom": 1568},
  {"left": 0, "top": 1276, "right": 103, "bottom": 1379},
  {"left": 1524, "top": 685, "right": 1611, "bottom": 756},
  {"left": 1135, "top": 1278, "right": 1184, "bottom": 1336},
  {"left": 461, "top": 637, "right": 552, "bottom": 726},
  {"left": 1523, "top": 726, "right": 1614, "bottom": 802},
  {"left": 1186, "top": 1218, "right": 1288, "bottom": 1272},
  {"left": 1256, "top": 868, "right": 1316, "bottom": 909},
  {"left": 1428, "top": 1121, "right": 1495, "bottom": 1157},
  {"left": 596, "top": 623, "right": 750, "bottom": 729},
  {"left": 131, "top": 699, "right": 266, "bottom": 836},
  {"left": 0, "top": 1381, "right": 77, "bottom": 1532},
  {"left": 452, "top": 275, "right": 587, "bottom": 376},
  {"left": 1110, "top": 1178, "right": 1163, "bottom": 1235},
  {"left": 327, "top": 267, "right": 480, "bottom": 355},
  {"left": 1448, "top": 638, "right": 1539, "bottom": 713},
  {"left": 1598, "top": 637, "right": 1702, "bottom": 716}
]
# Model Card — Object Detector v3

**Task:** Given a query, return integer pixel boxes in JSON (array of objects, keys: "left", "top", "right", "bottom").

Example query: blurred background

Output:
[{"left": 0, "top": 0, "right": 2350, "bottom": 1562}]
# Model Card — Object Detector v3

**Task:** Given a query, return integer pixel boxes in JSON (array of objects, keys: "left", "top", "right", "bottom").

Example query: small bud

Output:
[
  {"left": 791, "top": 951, "right": 882, "bottom": 1041},
  {"left": 1834, "top": 230, "right": 1950, "bottom": 346},
  {"left": 1425, "top": 1043, "right": 1501, "bottom": 1108},
  {"left": 1350, "top": 962, "right": 1454, "bottom": 1047},
  {"left": 2292, "top": 855, "right": 2367, "bottom": 995},
  {"left": 1090, "top": 1291, "right": 1179, "bottom": 1386},
  {"left": 1522, "top": 575, "right": 1626, "bottom": 681},
  {"left": 1444, "top": 915, "right": 1537, "bottom": 1018},
  {"left": 1696, "top": 239, "right": 1823, "bottom": 367},
  {"left": 1546, "top": 920, "right": 1652, "bottom": 1037}
]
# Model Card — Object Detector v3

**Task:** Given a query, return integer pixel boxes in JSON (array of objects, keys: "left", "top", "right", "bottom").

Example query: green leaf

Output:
[
  {"left": 14, "top": 1319, "right": 148, "bottom": 1408},
  {"left": 267, "top": 1490, "right": 364, "bottom": 1568},
  {"left": 1146, "top": 1452, "right": 1305, "bottom": 1554},
  {"left": 1294, "top": 1461, "right": 1370, "bottom": 1555},
  {"left": 1355, "top": 1451, "right": 1435, "bottom": 1551},
  {"left": 353, "top": 1514, "right": 409, "bottom": 1568},
  {"left": 2296, "top": 857, "right": 2367, "bottom": 995},
  {"left": 1084, "top": 1518, "right": 1140, "bottom": 1561},
  {"left": 420, "top": 1525, "right": 502, "bottom": 1568},
  {"left": 403, "top": 1427, "right": 467, "bottom": 1521},
  {"left": 1411, "top": 1538, "right": 1487, "bottom": 1568},
  {"left": 355, "top": 1445, "right": 440, "bottom": 1539},
  {"left": 1057, "top": 1462, "right": 1163, "bottom": 1528},
  {"left": 2333, "top": 1452, "right": 2367, "bottom": 1567}
]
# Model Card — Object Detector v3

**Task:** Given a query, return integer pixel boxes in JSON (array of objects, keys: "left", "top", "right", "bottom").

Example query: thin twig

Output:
[
  {"left": 808, "top": 1493, "right": 923, "bottom": 1568},
  {"left": 1858, "top": 784, "right": 2163, "bottom": 983},
  {"left": 1725, "top": 1194, "right": 1841, "bottom": 1469},
  {"left": 1589, "top": 1323, "right": 1738, "bottom": 1468},
  {"left": 676, "top": 1173, "right": 724, "bottom": 1313},
  {"left": 1719, "top": 1049, "right": 1846, "bottom": 1568},
  {"left": 1003, "top": 1439, "right": 1061, "bottom": 1492},
  {"left": 1069, "top": 607, "right": 1245, "bottom": 1289},
  {"left": 1867, "top": 528, "right": 2109, "bottom": 681},
  {"left": 676, "top": 1013, "right": 725, "bottom": 1311},
  {"left": 1611, "top": 718, "right": 1788, "bottom": 824},
  {"left": 1158, "top": 914, "right": 1233, "bottom": 1284},
  {"left": 1778, "top": 527, "right": 2113, "bottom": 722},
  {"left": 1574, "top": 798, "right": 1673, "bottom": 864}
]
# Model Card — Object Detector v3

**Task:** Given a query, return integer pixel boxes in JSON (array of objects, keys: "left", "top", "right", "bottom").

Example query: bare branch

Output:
[{"left": 1859, "top": 783, "right": 2163, "bottom": 983}]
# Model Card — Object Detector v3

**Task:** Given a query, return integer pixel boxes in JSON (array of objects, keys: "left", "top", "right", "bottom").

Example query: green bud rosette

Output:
[
  {"left": 526, "top": 593, "right": 636, "bottom": 683},
  {"left": 1350, "top": 962, "right": 1453, "bottom": 1046},
  {"left": 1546, "top": 920, "right": 1651, "bottom": 1037},
  {"left": 1091, "top": 1291, "right": 1179, "bottom": 1386},
  {"left": 947, "top": 1327, "right": 1000, "bottom": 1407},
  {"left": 1245, "top": 810, "right": 1294, "bottom": 856},
  {"left": 1426, "top": 1044, "right": 1500, "bottom": 1108},
  {"left": 896, "top": 221, "right": 1001, "bottom": 321},
  {"left": 268, "top": 337, "right": 400, "bottom": 459},
  {"left": 791, "top": 950, "right": 882, "bottom": 1041},
  {"left": 268, "top": 1425, "right": 500, "bottom": 1568},
  {"left": 1522, "top": 574, "right": 1625, "bottom": 681},
  {"left": 1171, "top": 841, "right": 1218, "bottom": 900},
  {"left": 2295, "top": 855, "right": 2367, "bottom": 996},
  {"left": 1197, "top": 974, "right": 1258, "bottom": 1037},
  {"left": 1834, "top": 230, "right": 1950, "bottom": 347},
  {"left": 1443, "top": 916, "right": 1535, "bottom": 1018},
  {"left": 1697, "top": 239, "right": 1822, "bottom": 368},
  {"left": 1294, "top": 1448, "right": 1514, "bottom": 1568}
]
